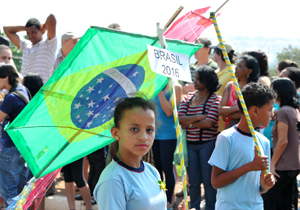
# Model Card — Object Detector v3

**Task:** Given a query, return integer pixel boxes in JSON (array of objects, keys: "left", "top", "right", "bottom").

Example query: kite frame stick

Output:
[
  {"left": 210, "top": 11, "right": 268, "bottom": 175},
  {"left": 156, "top": 5, "right": 191, "bottom": 207},
  {"left": 164, "top": 6, "right": 184, "bottom": 30},
  {"left": 215, "top": 0, "right": 229, "bottom": 14}
]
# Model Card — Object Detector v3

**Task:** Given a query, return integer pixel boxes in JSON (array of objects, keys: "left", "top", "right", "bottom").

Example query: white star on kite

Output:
[
  {"left": 87, "top": 100, "right": 96, "bottom": 108},
  {"left": 86, "top": 121, "right": 92, "bottom": 128},
  {"left": 97, "top": 77, "right": 104, "bottom": 84},
  {"left": 86, "top": 97, "right": 90, "bottom": 100},
  {"left": 86, "top": 86, "right": 94, "bottom": 93},
  {"left": 74, "top": 102, "right": 82, "bottom": 109},
  {"left": 80, "top": 95, "right": 83, "bottom": 98},
  {"left": 109, "top": 85, "right": 113, "bottom": 88},
  {"left": 102, "top": 94, "right": 110, "bottom": 101},
  {"left": 114, "top": 97, "right": 121, "bottom": 103},
  {"left": 86, "top": 110, "right": 94, "bottom": 117},
  {"left": 111, "top": 107, "right": 116, "bottom": 112},
  {"left": 132, "top": 72, "right": 139, "bottom": 77},
  {"left": 98, "top": 90, "right": 102, "bottom": 94},
  {"left": 79, "top": 119, "right": 82, "bottom": 122},
  {"left": 76, "top": 114, "right": 80, "bottom": 119},
  {"left": 94, "top": 113, "right": 100, "bottom": 118}
]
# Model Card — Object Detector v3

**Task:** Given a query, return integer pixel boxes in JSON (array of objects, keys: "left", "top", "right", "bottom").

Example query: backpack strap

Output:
[
  {"left": 11, "top": 90, "right": 30, "bottom": 104},
  {"left": 6, "top": 85, "right": 32, "bottom": 122}
]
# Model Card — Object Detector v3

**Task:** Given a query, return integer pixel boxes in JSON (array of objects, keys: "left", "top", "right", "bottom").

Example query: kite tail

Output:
[
  {"left": 6, "top": 168, "right": 61, "bottom": 210},
  {"left": 6, "top": 177, "right": 36, "bottom": 210}
]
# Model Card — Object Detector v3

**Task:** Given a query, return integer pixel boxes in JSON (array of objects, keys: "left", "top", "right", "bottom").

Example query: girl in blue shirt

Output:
[{"left": 94, "top": 97, "right": 167, "bottom": 210}]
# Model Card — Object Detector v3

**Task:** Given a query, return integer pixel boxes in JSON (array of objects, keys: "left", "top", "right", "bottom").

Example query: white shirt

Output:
[{"left": 20, "top": 36, "right": 58, "bottom": 84}]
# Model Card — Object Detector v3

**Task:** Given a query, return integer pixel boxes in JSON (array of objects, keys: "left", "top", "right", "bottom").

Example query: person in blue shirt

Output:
[
  {"left": 208, "top": 83, "right": 276, "bottom": 210},
  {"left": 152, "top": 82, "right": 182, "bottom": 209},
  {"left": 94, "top": 97, "right": 167, "bottom": 210},
  {"left": 0, "top": 64, "right": 31, "bottom": 207}
]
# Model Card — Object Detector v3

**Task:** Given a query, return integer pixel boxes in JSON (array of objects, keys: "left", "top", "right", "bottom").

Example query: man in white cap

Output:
[{"left": 52, "top": 32, "right": 80, "bottom": 72}]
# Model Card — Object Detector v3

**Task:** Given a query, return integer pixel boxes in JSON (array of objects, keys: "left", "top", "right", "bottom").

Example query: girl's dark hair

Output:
[
  {"left": 277, "top": 60, "right": 299, "bottom": 72},
  {"left": 245, "top": 50, "right": 269, "bottom": 77},
  {"left": 113, "top": 97, "right": 156, "bottom": 128},
  {"left": 195, "top": 65, "right": 221, "bottom": 93},
  {"left": 23, "top": 73, "right": 44, "bottom": 97},
  {"left": 214, "top": 48, "right": 236, "bottom": 64},
  {"left": 238, "top": 55, "right": 260, "bottom": 83},
  {"left": 0, "top": 64, "right": 20, "bottom": 87},
  {"left": 271, "top": 78, "right": 299, "bottom": 109},
  {"left": 282, "top": 67, "right": 300, "bottom": 89}
]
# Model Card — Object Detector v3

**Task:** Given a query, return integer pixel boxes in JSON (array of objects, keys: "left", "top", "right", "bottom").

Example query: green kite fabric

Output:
[{"left": 6, "top": 27, "right": 200, "bottom": 178}]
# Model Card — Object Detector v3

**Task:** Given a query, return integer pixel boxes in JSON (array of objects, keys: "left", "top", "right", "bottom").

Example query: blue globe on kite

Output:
[{"left": 71, "top": 64, "right": 145, "bottom": 129}]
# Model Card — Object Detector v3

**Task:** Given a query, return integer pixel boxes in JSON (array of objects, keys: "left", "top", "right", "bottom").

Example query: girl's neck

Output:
[
  {"left": 219, "top": 61, "right": 227, "bottom": 72},
  {"left": 197, "top": 89, "right": 210, "bottom": 98},
  {"left": 194, "top": 89, "right": 210, "bottom": 104},
  {"left": 117, "top": 151, "right": 141, "bottom": 168},
  {"left": 5, "top": 84, "right": 12, "bottom": 92},
  {"left": 238, "top": 79, "right": 248, "bottom": 90}
]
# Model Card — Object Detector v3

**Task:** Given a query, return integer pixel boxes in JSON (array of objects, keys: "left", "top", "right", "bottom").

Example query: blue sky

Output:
[{"left": 1, "top": 0, "right": 300, "bottom": 42}]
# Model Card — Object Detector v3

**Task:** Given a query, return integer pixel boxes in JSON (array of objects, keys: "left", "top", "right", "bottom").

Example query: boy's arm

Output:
[
  {"left": 41, "top": 14, "right": 56, "bottom": 40},
  {"left": 3, "top": 26, "right": 25, "bottom": 48},
  {"left": 218, "top": 82, "right": 239, "bottom": 117},
  {"left": 211, "top": 147, "right": 269, "bottom": 189}
]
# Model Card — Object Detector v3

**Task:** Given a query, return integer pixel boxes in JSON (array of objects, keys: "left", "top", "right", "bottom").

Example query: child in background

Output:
[
  {"left": 94, "top": 97, "right": 167, "bottom": 210},
  {"left": 208, "top": 83, "right": 276, "bottom": 210}
]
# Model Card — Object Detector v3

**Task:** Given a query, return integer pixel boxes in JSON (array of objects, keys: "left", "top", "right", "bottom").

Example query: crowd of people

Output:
[{"left": 0, "top": 13, "right": 299, "bottom": 210}]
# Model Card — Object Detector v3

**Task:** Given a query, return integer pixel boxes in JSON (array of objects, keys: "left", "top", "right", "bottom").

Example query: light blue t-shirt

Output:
[
  {"left": 94, "top": 156, "right": 167, "bottom": 210},
  {"left": 208, "top": 126, "right": 271, "bottom": 210}
]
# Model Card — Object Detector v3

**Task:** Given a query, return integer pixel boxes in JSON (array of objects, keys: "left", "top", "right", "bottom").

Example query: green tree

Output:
[
  {"left": 11, "top": 45, "right": 22, "bottom": 71},
  {"left": 277, "top": 45, "right": 300, "bottom": 67}
]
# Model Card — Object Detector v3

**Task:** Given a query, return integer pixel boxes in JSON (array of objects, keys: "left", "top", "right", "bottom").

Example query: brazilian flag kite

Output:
[{"left": 6, "top": 27, "right": 200, "bottom": 178}]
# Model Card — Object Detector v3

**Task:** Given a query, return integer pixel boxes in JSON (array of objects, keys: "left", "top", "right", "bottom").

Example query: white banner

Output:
[{"left": 147, "top": 45, "right": 192, "bottom": 82}]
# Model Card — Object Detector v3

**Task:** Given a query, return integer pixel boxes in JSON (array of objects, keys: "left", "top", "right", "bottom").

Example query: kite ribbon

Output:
[{"left": 210, "top": 12, "right": 268, "bottom": 175}]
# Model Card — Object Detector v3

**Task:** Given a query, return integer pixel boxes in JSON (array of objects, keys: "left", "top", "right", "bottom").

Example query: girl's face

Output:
[
  {"left": 213, "top": 50, "right": 221, "bottom": 63},
  {"left": 235, "top": 59, "right": 252, "bottom": 80},
  {"left": 0, "top": 76, "right": 8, "bottom": 90},
  {"left": 112, "top": 107, "right": 155, "bottom": 160},
  {"left": 0, "top": 49, "right": 13, "bottom": 64},
  {"left": 194, "top": 73, "right": 206, "bottom": 91}
]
